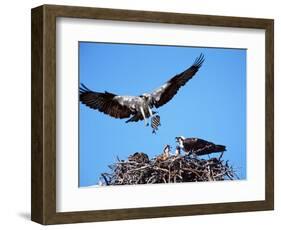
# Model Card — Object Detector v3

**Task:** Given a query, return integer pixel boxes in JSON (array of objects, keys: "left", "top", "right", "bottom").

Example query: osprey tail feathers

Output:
[
  {"left": 125, "top": 111, "right": 157, "bottom": 123},
  {"left": 212, "top": 144, "right": 226, "bottom": 153},
  {"left": 208, "top": 145, "right": 226, "bottom": 153},
  {"left": 193, "top": 143, "right": 226, "bottom": 155},
  {"left": 125, "top": 114, "right": 141, "bottom": 123}
]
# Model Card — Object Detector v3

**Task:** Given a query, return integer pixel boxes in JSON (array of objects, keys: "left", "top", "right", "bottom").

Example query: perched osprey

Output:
[
  {"left": 175, "top": 136, "right": 226, "bottom": 156},
  {"left": 128, "top": 152, "right": 149, "bottom": 163},
  {"left": 157, "top": 144, "right": 171, "bottom": 161},
  {"left": 79, "top": 54, "right": 204, "bottom": 127},
  {"left": 163, "top": 144, "right": 171, "bottom": 159},
  {"left": 174, "top": 146, "right": 181, "bottom": 157}
]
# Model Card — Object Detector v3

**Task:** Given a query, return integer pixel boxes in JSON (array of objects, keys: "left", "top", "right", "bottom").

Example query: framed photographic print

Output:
[{"left": 31, "top": 4, "right": 274, "bottom": 225}]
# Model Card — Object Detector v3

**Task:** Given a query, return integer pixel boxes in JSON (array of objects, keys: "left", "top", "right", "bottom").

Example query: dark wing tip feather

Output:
[
  {"left": 152, "top": 53, "right": 205, "bottom": 108},
  {"left": 192, "top": 53, "right": 205, "bottom": 69},
  {"left": 79, "top": 83, "right": 92, "bottom": 94}
]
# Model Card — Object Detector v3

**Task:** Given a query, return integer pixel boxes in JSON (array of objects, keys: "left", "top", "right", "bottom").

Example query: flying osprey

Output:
[
  {"left": 175, "top": 136, "right": 226, "bottom": 156},
  {"left": 79, "top": 54, "right": 204, "bottom": 127}
]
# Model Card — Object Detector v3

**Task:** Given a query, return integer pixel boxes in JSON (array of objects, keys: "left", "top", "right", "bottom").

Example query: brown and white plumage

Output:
[
  {"left": 157, "top": 144, "right": 171, "bottom": 161},
  {"left": 80, "top": 54, "right": 204, "bottom": 127},
  {"left": 176, "top": 136, "right": 226, "bottom": 156},
  {"left": 150, "top": 53, "right": 204, "bottom": 108},
  {"left": 175, "top": 146, "right": 181, "bottom": 157},
  {"left": 80, "top": 85, "right": 132, "bottom": 119}
]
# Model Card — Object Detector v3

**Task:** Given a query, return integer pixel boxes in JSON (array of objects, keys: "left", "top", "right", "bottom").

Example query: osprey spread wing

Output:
[{"left": 79, "top": 54, "right": 204, "bottom": 129}]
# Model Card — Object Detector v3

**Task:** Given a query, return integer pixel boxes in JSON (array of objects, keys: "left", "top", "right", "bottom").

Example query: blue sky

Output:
[{"left": 79, "top": 42, "right": 247, "bottom": 187}]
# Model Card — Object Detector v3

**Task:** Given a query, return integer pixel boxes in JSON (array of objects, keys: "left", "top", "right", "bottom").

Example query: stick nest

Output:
[{"left": 100, "top": 152, "right": 237, "bottom": 186}]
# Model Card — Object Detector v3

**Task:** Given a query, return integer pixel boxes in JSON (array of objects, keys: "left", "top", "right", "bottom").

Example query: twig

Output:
[{"left": 100, "top": 151, "right": 237, "bottom": 185}]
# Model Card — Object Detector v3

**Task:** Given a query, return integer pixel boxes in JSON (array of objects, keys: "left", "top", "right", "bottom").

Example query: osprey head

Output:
[
  {"left": 175, "top": 136, "right": 185, "bottom": 143},
  {"left": 175, "top": 136, "right": 185, "bottom": 148},
  {"left": 164, "top": 144, "right": 171, "bottom": 152},
  {"left": 140, "top": 93, "right": 153, "bottom": 105},
  {"left": 140, "top": 93, "right": 150, "bottom": 100}
]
